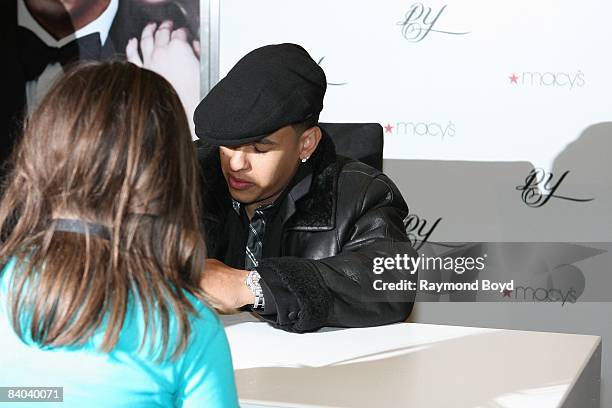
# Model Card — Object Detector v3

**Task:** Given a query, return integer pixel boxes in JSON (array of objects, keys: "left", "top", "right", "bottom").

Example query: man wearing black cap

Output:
[{"left": 195, "top": 43, "right": 417, "bottom": 332}]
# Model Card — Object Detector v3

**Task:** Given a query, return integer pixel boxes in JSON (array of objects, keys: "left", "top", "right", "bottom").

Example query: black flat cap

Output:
[{"left": 194, "top": 43, "right": 327, "bottom": 146}]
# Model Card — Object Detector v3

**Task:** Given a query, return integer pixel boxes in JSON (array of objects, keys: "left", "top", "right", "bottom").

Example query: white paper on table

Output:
[{"left": 224, "top": 321, "right": 495, "bottom": 370}]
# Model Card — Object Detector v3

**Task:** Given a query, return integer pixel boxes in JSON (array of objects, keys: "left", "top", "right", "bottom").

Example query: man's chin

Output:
[{"left": 229, "top": 190, "right": 259, "bottom": 205}]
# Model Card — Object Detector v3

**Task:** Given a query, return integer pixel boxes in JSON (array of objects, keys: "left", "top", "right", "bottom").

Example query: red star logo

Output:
[
  {"left": 509, "top": 73, "right": 519, "bottom": 84},
  {"left": 503, "top": 289, "right": 513, "bottom": 297},
  {"left": 384, "top": 123, "right": 394, "bottom": 134}
]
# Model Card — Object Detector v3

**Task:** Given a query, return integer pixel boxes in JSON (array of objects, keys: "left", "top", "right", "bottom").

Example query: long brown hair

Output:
[{"left": 0, "top": 61, "right": 206, "bottom": 360}]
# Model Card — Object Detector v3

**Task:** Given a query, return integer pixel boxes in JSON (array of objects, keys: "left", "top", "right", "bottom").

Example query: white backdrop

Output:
[
  {"left": 214, "top": 5, "right": 612, "bottom": 406},
  {"left": 217, "top": 0, "right": 611, "bottom": 170}
]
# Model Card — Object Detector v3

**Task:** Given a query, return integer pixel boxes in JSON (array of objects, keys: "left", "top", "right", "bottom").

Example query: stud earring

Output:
[{"left": 301, "top": 156, "right": 309, "bottom": 163}]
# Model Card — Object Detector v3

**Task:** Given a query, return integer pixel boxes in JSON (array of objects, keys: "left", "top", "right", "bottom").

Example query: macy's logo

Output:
[
  {"left": 513, "top": 286, "right": 578, "bottom": 307},
  {"left": 383, "top": 121, "right": 455, "bottom": 140},
  {"left": 508, "top": 71, "right": 585, "bottom": 89}
]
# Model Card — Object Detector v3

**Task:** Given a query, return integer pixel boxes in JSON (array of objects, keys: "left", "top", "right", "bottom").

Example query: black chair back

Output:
[{"left": 318, "top": 123, "right": 384, "bottom": 171}]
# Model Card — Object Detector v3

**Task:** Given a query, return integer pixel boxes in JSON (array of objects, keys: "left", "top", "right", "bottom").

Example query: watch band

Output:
[{"left": 245, "top": 270, "right": 265, "bottom": 310}]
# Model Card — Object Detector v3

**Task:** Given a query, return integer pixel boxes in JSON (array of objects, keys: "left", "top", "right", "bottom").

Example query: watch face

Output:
[
  {"left": 246, "top": 271, "right": 261, "bottom": 291},
  {"left": 245, "top": 271, "right": 264, "bottom": 309},
  {"left": 248, "top": 270, "right": 260, "bottom": 284}
]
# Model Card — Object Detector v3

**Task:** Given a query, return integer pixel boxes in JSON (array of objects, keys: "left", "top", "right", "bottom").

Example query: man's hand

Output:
[
  {"left": 201, "top": 259, "right": 254, "bottom": 312},
  {"left": 126, "top": 20, "right": 200, "bottom": 139}
]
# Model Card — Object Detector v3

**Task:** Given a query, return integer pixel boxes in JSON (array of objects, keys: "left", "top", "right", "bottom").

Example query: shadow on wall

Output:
[
  {"left": 544, "top": 122, "right": 612, "bottom": 241},
  {"left": 384, "top": 159, "right": 537, "bottom": 242},
  {"left": 383, "top": 121, "right": 612, "bottom": 304},
  {"left": 383, "top": 121, "right": 612, "bottom": 244},
  {"left": 385, "top": 122, "right": 612, "bottom": 408},
  {"left": 553, "top": 122, "right": 612, "bottom": 190}
]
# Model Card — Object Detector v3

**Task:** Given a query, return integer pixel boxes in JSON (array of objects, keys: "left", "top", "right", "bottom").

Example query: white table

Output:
[{"left": 222, "top": 313, "right": 601, "bottom": 408}]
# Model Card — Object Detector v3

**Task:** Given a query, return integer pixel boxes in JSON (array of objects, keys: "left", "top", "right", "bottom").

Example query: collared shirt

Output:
[
  {"left": 17, "top": 0, "right": 119, "bottom": 114},
  {"left": 231, "top": 200, "right": 277, "bottom": 272}
]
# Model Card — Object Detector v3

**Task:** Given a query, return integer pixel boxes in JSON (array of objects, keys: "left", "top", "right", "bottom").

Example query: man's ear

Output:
[{"left": 298, "top": 126, "right": 322, "bottom": 161}]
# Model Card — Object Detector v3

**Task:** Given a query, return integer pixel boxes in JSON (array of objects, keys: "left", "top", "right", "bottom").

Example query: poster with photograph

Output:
[{"left": 5, "top": 0, "right": 201, "bottom": 170}]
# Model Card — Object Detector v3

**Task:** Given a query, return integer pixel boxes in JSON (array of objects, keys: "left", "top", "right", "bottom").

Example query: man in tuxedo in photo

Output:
[{"left": 4, "top": 0, "right": 200, "bottom": 176}]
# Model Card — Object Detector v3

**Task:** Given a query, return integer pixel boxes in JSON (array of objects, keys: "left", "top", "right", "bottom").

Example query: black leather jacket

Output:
[{"left": 199, "top": 134, "right": 416, "bottom": 332}]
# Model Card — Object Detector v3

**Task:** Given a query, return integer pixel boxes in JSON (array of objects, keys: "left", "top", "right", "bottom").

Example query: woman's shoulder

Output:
[{"left": 182, "top": 292, "right": 225, "bottom": 348}]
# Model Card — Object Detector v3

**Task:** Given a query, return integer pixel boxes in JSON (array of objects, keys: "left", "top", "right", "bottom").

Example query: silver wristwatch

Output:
[{"left": 245, "top": 270, "right": 265, "bottom": 309}]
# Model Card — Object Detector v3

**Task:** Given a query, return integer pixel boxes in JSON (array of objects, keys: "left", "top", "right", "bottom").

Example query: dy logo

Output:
[
  {"left": 316, "top": 56, "right": 347, "bottom": 86},
  {"left": 516, "top": 168, "right": 594, "bottom": 208},
  {"left": 404, "top": 213, "right": 442, "bottom": 250},
  {"left": 397, "top": 2, "right": 470, "bottom": 42}
]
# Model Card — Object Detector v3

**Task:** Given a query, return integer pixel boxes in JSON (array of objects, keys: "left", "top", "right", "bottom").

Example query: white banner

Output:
[{"left": 218, "top": 0, "right": 611, "bottom": 170}]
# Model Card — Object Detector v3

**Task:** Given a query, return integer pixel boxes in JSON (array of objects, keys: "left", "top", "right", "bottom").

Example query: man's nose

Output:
[{"left": 228, "top": 149, "right": 249, "bottom": 172}]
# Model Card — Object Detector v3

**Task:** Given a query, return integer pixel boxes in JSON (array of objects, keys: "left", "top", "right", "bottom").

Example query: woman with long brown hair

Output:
[{"left": 0, "top": 61, "right": 238, "bottom": 407}]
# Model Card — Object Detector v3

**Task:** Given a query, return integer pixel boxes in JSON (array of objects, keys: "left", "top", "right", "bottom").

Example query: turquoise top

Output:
[{"left": 0, "top": 257, "right": 239, "bottom": 407}]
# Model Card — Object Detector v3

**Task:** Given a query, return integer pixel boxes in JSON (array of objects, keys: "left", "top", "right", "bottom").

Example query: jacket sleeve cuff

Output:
[
  {"left": 258, "top": 277, "right": 277, "bottom": 315},
  {"left": 255, "top": 257, "right": 332, "bottom": 332}
]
